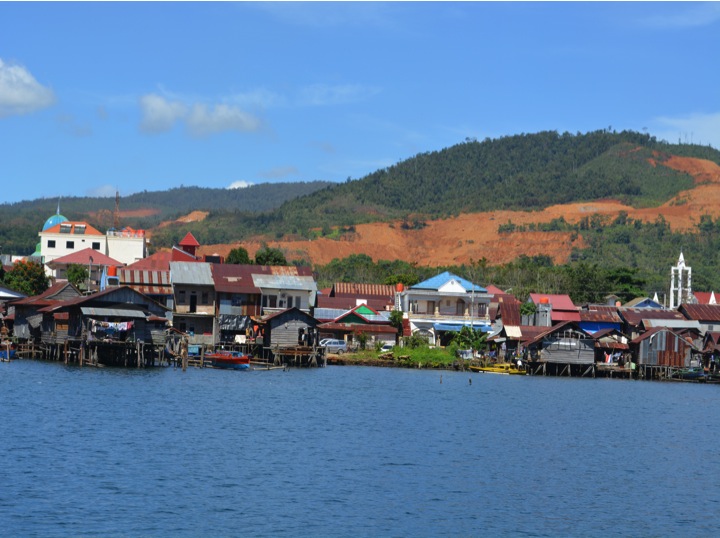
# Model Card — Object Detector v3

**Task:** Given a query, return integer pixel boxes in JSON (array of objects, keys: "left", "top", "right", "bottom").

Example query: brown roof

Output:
[
  {"left": 212, "top": 264, "right": 314, "bottom": 294},
  {"left": 332, "top": 282, "right": 395, "bottom": 298},
  {"left": 126, "top": 247, "right": 197, "bottom": 271},
  {"left": 498, "top": 299, "right": 521, "bottom": 326},
  {"left": 679, "top": 303, "right": 720, "bottom": 322},
  {"left": 619, "top": 308, "right": 686, "bottom": 326},
  {"left": 9, "top": 282, "right": 79, "bottom": 306},
  {"left": 580, "top": 305, "right": 622, "bottom": 324}
]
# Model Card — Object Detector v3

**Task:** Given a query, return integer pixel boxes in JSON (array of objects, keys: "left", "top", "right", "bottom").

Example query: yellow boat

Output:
[{"left": 469, "top": 363, "right": 526, "bottom": 375}]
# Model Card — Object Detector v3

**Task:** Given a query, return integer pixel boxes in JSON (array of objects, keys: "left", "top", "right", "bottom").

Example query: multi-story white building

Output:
[{"left": 37, "top": 209, "right": 147, "bottom": 276}]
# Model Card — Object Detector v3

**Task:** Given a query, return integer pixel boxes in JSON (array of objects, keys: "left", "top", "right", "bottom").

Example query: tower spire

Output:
[{"left": 113, "top": 189, "right": 120, "bottom": 229}]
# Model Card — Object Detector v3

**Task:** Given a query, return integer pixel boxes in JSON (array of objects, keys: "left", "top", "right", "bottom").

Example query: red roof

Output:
[
  {"left": 529, "top": 293, "right": 578, "bottom": 311},
  {"left": 179, "top": 232, "right": 200, "bottom": 247},
  {"left": 47, "top": 248, "right": 122, "bottom": 267},
  {"left": 125, "top": 247, "right": 197, "bottom": 271},
  {"left": 692, "top": 292, "right": 716, "bottom": 305}
]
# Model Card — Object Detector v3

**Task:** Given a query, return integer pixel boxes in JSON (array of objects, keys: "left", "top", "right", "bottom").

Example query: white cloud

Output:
[
  {"left": 258, "top": 166, "right": 299, "bottom": 179},
  {"left": 139, "top": 94, "right": 186, "bottom": 133},
  {"left": 186, "top": 103, "right": 262, "bottom": 137},
  {"left": 228, "top": 180, "right": 254, "bottom": 189},
  {"left": 299, "top": 84, "right": 381, "bottom": 106},
  {"left": 85, "top": 184, "right": 117, "bottom": 198},
  {"left": 0, "top": 58, "right": 55, "bottom": 118},
  {"left": 642, "top": 3, "right": 720, "bottom": 29},
  {"left": 652, "top": 112, "right": 720, "bottom": 149}
]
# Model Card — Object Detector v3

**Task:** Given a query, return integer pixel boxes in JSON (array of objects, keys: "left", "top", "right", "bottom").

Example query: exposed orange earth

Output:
[{"left": 185, "top": 156, "right": 720, "bottom": 267}]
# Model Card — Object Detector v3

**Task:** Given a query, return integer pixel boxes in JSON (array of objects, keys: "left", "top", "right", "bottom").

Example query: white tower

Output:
[{"left": 669, "top": 251, "right": 692, "bottom": 309}]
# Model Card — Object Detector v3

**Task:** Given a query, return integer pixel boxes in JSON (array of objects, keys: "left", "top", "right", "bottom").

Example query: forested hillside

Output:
[
  {"left": 150, "top": 129, "right": 720, "bottom": 246},
  {"left": 0, "top": 181, "right": 331, "bottom": 255}
]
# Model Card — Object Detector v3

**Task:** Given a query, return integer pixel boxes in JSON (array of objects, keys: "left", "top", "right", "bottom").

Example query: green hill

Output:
[
  {"left": 151, "top": 129, "right": 720, "bottom": 246},
  {"left": 0, "top": 181, "right": 331, "bottom": 255}
]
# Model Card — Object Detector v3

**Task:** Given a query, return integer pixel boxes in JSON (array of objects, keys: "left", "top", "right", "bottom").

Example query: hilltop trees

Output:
[{"left": 226, "top": 247, "right": 251, "bottom": 265}]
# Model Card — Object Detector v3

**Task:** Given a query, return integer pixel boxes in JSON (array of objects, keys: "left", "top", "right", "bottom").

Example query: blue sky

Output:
[{"left": 1, "top": 2, "right": 719, "bottom": 204}]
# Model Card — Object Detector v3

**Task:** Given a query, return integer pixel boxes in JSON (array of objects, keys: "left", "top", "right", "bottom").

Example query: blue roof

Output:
[
  {"left": 411, "top": 271, "right": 486, "bottom": 293},
  {"left": 42, "top": 213, "right": 69, "bottom": 231}
]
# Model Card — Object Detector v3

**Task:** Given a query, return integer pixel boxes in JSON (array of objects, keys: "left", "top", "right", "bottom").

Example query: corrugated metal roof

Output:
[
  {"left": 642, "top": 319, "right": 702, "bottom": 330},
  {"left": 80, "top": 307, "right": 148, "bottom": 318},
  {"left": 619, "top": 308, "right": 685, "bottom": 325},
  {"left": 332, "top": 282, "right": 395, "bottom": 298},
  {"left": 313, "top": 307, "right": 349, "bottom": 321},
  {"left": 680, "top": 304, "right": 720, "bottom": 322},
  {"left": 252, "top": 274, "right": 317, "bottom": 292},
  {"left": 580, "top": 306, "right": 622, "bottom": 323},
  {"left": 170, "top": 262, "right": 214, "bottom": 285}
]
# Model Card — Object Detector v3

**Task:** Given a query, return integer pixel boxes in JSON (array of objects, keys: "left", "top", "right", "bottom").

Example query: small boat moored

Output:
[
  {"left": 469, "top": 363, "right": 526, "bottom": 375},
  {"left": 206, "top": 350, "right": 251, "bottom": 370}
]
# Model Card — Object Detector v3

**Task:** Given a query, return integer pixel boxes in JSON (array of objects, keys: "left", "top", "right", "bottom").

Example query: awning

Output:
[{"left": 80, "top": 307, "right": 148, "bottom": 319}]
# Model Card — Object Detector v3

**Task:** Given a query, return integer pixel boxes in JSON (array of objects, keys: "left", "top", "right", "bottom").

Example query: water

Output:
[{"left": 1, "top": 361, "right": 719, "bottom": 537}]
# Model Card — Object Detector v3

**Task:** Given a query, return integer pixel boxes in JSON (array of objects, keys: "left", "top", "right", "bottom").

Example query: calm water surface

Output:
[{"left": 1, "top": 360, "right": 719, "bottom": 537}]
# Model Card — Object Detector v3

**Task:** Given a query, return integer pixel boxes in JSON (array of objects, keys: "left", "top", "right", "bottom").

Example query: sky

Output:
[{"left": 1, "top": 1, "right": 719, "bottom": 205}]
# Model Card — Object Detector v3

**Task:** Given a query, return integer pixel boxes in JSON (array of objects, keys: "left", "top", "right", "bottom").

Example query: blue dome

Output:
[{"left": 43, "top": 213, "right": 68, "bottom": 231}]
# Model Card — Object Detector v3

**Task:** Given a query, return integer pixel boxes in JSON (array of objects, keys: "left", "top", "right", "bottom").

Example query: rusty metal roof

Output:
[
  {"left": 680, "top": 303, "right": 720, "bottom": 322},
  {"left": 619, "top": 308, "right": 685, "bottom": 326}
]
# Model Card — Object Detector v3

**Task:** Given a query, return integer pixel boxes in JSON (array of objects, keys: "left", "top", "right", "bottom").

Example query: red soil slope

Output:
[{"left": 184, "top": 157, "right": 720, "bottom": 266}]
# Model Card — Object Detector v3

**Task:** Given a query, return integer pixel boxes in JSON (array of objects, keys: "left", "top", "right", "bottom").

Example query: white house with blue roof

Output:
[{"left": 397, "top": 271, "right": 492, "bottom": 346}]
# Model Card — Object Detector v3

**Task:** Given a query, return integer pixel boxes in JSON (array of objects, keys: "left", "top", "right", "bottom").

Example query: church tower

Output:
[{"left": 669, "top": 251, "right": 692, "bottom": 309}]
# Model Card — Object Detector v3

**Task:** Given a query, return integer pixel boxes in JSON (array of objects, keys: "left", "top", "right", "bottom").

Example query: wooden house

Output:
[
  {"left": 262, "top": 307, "right": 319, "bottom": 349},
  {"left": 38, "top": 286, "right": 169, "bottom": 345},
  {"left": 631, "top": 327, "right": 700, "bottom": 369},
  {"left": 526, "top": 321, "right": 595, "bottom": 366},
  {"left": 170, "top": 261, "right": 216, "bottom": 345},
  {"left": 9, "top": 282, "right": 82, "bottom": 341}
]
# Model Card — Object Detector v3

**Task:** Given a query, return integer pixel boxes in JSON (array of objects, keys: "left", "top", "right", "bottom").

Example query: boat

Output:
[
  {"left": 0, "top": 347, "right": 16, "bottom": 361},
  {"left": 469, "top": 363, "right": 526, "bottom": 375},
  {"left": 206, "top": 350, "right": 250, "bottom": 370},
  {"left": 671, "top": 367, "right": 706, "bottom": 380}
]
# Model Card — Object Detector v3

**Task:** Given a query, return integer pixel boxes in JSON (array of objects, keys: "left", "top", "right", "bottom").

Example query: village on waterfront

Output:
[{"left": 1, "top": 204, "right": 720, "bottom": 383}]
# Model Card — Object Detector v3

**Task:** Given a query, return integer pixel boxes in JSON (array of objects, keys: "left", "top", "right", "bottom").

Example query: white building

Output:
[{"left": 37, "top": 208, "right": 147, "bottom": 276}]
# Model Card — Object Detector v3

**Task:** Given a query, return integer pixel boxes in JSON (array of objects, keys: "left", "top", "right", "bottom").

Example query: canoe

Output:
[
  {"left": 469, "top": 364, "right": 525, "bottom": 375},
  {"left": 206, "top": 350, "right": 250, "bottom": 370}
]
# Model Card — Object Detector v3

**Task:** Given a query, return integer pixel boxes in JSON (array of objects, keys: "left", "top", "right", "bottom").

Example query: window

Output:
[
  {"left": 47, "top": 240, "right": 56, "bottom": 248},
  {"left": 179, "top": 290, "right": 186, "bottom": 303},
  {"left": 262, "top": 295, "right": 277, "bottom": 308},
  {"left": 92, "top": 242, "right": 101, "bottom": 250},
  {"left": 201, "top": 291, "right": 209, "bottom": 304},
  {"left": 66, "top": 241, "right": 75, "bottom": 249},
  {"left": 287, "top": 296, "right": 294, "bottom": 309}
]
